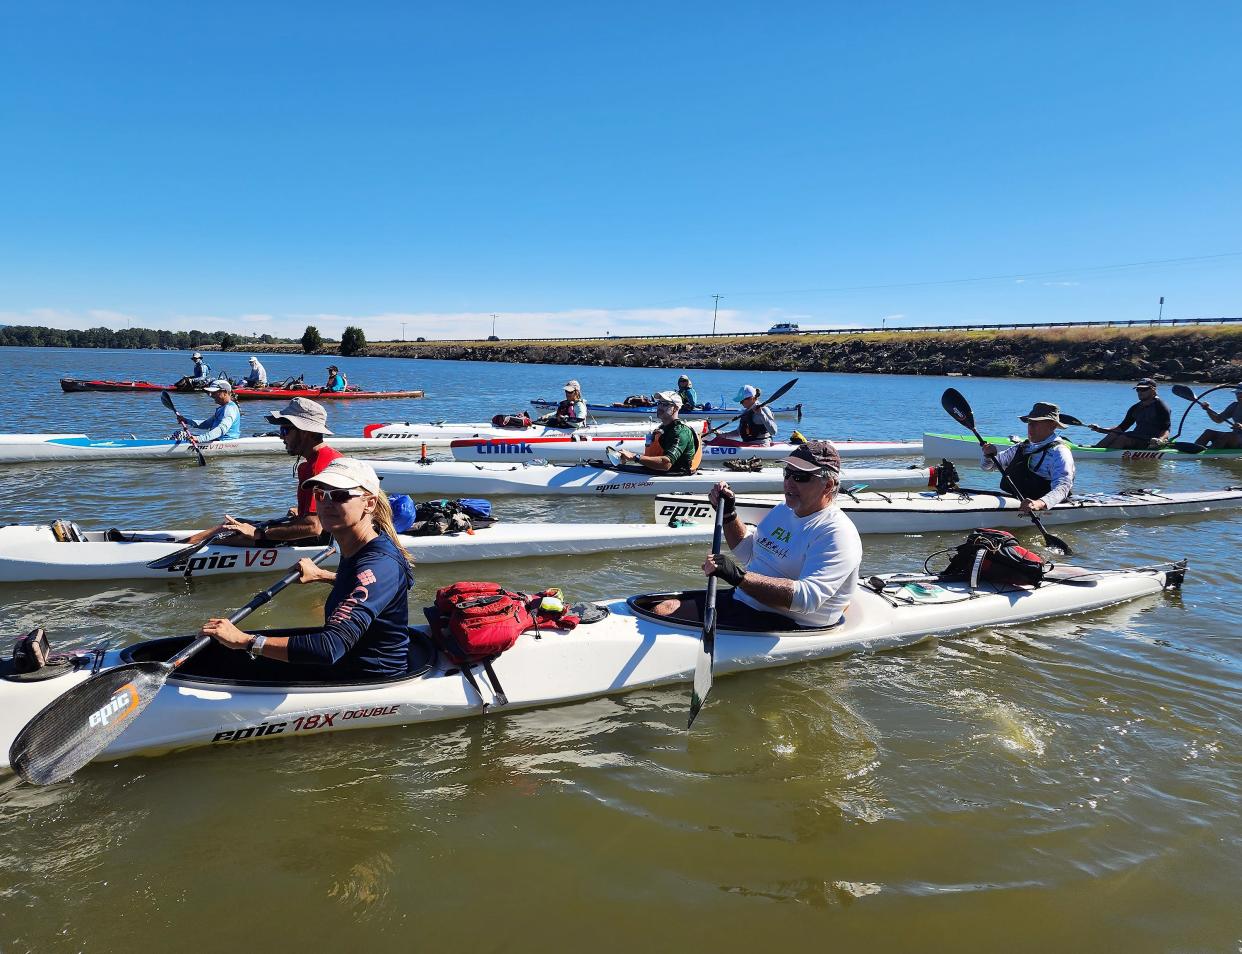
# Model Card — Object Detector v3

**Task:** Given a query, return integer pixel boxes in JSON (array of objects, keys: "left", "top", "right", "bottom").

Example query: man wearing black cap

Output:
[
  {"left": 653, "top": 440, "right": 861, "bottom": 628},
  {"left": 1088, "top": 378, "right": 1171, "bottom": 449},
  {"left": 981, "top": 402, "right": 1076, "bottom": 512}
]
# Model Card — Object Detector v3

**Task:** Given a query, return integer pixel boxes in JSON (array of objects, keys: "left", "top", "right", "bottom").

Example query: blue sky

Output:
[{"left": 2, "top": 1, "right": 1239, "bottom": 340}]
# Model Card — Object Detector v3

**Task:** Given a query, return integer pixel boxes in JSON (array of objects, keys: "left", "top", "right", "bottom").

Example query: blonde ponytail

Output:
[{"left": 370, "top": 492, "right": 414, "bottom": 567}]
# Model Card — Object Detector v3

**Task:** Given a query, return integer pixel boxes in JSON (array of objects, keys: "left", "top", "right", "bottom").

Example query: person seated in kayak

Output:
[
  {"left": 184, "top": 351, "right": 212, "bottom": 388},
  {"left": 176, "top": 381, "right": 241, "bottom": 443},
  {"left": 718, "top": 384, "right": 778, "bottom": 445},
  {"left": 200, "top": 458, "right": 414, "bottom": 679},
  {"left": 1087, "top": 378, "right": 1171, "bottom": 449},
  {"left": 183, "top": 397, "right": 342, "bottom": 547},
  {"left": 652, "top": 441, "right": 860, "bottom": 628},
  {"left": 1193, "top": 383, "right": 1242, "bottom": 449},
  {"left": 615, "top": 391, "right": 701, "bottom": 474},
  {"left": 539, "top": 380, "right": 587, "bottom": 427},
  {"left": 980, "top": 402, "right": 1076, "bottom": 513},
  {"left": 677, "top": 375, "right": 698, "bottom": 411},
  {"left": 244, "top": 355, "right": 268, "bottom": 388},
  {"left": 324, "top": 365, "right": 348, "bottom": 392}
]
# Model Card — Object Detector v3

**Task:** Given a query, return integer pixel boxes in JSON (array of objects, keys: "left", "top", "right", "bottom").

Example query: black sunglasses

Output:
[{"left": 783, "top": 467, "right": 829, "bottom": 483}]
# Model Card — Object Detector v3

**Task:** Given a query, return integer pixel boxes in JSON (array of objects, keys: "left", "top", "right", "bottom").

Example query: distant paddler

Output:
[
  {"left": 180, "top": 351, "right": 212, "bottom": 389},
  {"left": 1193, "top": 383, "right": 1242, "bottom": 449},
  {"left": 173, "top": 380, "right": 241, "bottom": 443},
  {"left": 981, "top": 401, "right": 1075, "bottom": 513},
  {"left": 183, "top": 397, "right": 341, "bottom": 547},
  {"left": 615, "top": 391, "right": 702, "bottom": 474},
  {"left": 1087, "top": 378, "right": 1171, "bottom": 449},
  {"left": 243, "top": 356, "right": 268, "bottom": 388},
  {"left": 324, "top": 365, "right": 348, "bottom": 392},
  {"left": 717, "top": 384, "right": 778, "bottom": 445},
  {"left": 201, "top": 458, "right": 414, "bottom": 679},
  {"left": 538, "top": 380, "right": 587, "bottom": 428},
  {"left": 677, "top": 375, "right": 698, "bottom": 411}
]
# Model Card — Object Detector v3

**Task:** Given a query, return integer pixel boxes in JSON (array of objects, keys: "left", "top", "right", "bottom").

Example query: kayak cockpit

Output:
[
  {"left": 121, "top": 628, "right": 437, "bottom": 689},
  {"left": 626, "top": 592, "right": 844, "bottom": 634}
]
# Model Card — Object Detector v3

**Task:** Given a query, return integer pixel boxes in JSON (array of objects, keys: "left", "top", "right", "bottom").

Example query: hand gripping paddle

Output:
[
  {"left": 9, "top": 545, "right": 337, "bottom": 785},
  {"left": 688, "top": 495, "right": 727, "bottom": 729},
  {"left": 161, "top": 391, "right": 207, "bottom": 466},
  {"left": 940, "top": 388, "right": 1072, "bottom": 556}
]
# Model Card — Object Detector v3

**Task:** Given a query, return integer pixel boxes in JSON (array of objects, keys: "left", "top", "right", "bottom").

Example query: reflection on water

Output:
[{"left": 1, "top": 348, "right": 1239, "bottom": 950}]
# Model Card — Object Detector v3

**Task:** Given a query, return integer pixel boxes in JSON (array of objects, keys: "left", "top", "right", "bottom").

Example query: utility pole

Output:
[
  {"left": 491, "top": 313, "right": 499, "bottom": 338},
  {"left": 711, "top": 294, "right": 722, "bottom": 335},
  {"left": 1157, "top": 296, "right": 1165, "bottom": 321},
  {"left": 401, "top": 322, "right": 406, "bottom": 341}
]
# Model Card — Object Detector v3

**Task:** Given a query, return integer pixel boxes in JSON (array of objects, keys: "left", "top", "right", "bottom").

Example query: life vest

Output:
[
  {"left": 1001, "top": 438, "right": 1064, "bottom": 500},
  {"left": 738, "top": 404, "right": 775, "bottom": 442},
  {"left": 644, "top": 421, "right": 703, "bottom": 474}
]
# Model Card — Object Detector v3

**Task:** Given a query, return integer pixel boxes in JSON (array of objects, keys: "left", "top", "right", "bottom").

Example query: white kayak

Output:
[
  {"left": 531, "top": 399, "right": 803, "bottom": 422},
  {"left": 363, "top": 420, "right": 687, "bottom": 446},
  {"left": 653, "top": 485, "right": 1242, "bottom": 533},
  {"left": 0, "top": 561, "right": 1183, "bottom": 776},
  {"left": 0, "top": 432, "right": 431, "bottom": 465},
  {"left": 923, "top": 432, "right": 1242, "bottom": 463},
  {"left": 0, "top": 520, "right": 715, "bottom": 583},
  {"left": 448, "top": 435, "right": 923, "bottom": 465},
  {"left": 365, "top": 459, "right": 939, "bottom": 496}
]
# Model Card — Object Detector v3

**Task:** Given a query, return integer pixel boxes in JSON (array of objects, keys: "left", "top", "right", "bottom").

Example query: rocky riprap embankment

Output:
[{"left": 379, "top": 329, "right": 1240, "bottom": 382}]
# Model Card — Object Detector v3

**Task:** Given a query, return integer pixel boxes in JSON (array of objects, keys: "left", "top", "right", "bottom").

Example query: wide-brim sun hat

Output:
[
  {"left": 1019, "top": 401, "right": 1066, "bottom": 427},
  {"left": 301, "top": 458, "right": 381, "bottom": 497},
  {"left": 563, "top": 379, "right": 581, "bottom": 392},
  {"left": 265, "top": 396, "right": 333, "bottom": 434}
]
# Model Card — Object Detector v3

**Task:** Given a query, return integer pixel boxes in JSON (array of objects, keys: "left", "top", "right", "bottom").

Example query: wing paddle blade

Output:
[{"left": 9, "top": 662, "right": 169, "bottom": 785}]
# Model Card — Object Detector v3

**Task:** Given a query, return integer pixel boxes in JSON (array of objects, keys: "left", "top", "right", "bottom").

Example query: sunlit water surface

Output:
[{"left": 0, "top": 348, "right": 1238, "bottom": 951}]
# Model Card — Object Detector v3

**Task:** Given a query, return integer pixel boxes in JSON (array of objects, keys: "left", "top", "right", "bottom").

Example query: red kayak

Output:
[{"left": 59, "top": 378, "right": 423, "bottom": 401}]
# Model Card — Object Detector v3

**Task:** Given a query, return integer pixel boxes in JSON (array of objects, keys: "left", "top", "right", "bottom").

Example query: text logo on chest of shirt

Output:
[{"left": 758, "top": 525, "right": 792, "bottom": 561}]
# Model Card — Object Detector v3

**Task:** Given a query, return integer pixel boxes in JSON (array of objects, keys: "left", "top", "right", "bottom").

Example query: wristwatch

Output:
[{"left": 248, "top": 635, "right": 267, "bottom": 659}]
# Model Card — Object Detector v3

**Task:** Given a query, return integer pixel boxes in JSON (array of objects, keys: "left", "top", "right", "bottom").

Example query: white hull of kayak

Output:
[
  {"left": 0, "top": 564, "right": 1178, "bottom": 774},
  {"left": 531, "top": 400, "right": 803, "bottom": 422},
  {"left": 653, "top": 487, "right": 1242, "bottom": 533},
  {"left": 0, "top": 433, "right": 431, "bottom": 465},
  {"left": 0, "top": 522, "right": 715, "bottom": 583},
  {"left": 363, "top": 420, "right": 677, "bottom": 446},
  {"left": 364, "top": 460, "right": 938, "bottom": 496},
  {"left": 923, "top": 432, "right": 1242, "bottom": 463},
  {"left": 448, "top": 436, "right": 923, "bottom": 465}
]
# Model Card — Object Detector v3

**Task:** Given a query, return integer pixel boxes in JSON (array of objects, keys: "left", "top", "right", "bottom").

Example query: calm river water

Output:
[{"left": 0, "top": 347, "right": 1238, "bottom": 952}]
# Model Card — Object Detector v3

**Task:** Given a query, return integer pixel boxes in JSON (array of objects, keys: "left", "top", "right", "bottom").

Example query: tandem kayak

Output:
[
  {"left": 362, "top": 420, "right": 687, "bottom": 446},
  {"left": 365, "top": 460, "right": 940, "bottom": 496},
  {"left": 0, "top": 431, "right": 434, "bottom": 465},
  {"left": 59, "top": 379, "right": 424, "bottom": 401},
  {"left": 530, "top": 399, "right": 804, "bottom": 422},
  {"left": 653, "top": 486, "right": 1242, "bottom": 534},
  {"left": 448, "top": 436, "right": 924, "bottom": 465},
  {"left": 0, "top": 520, "right": 715, "bottom": 583},
  {"left": 0, "top": 561, "right": 1184, "bottom": 776},
  {"left": 923, "top": 432, "right": 1242, "bottom": 463}
]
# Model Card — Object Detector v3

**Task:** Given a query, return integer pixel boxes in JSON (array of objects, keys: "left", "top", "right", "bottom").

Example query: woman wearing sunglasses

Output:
[
  {"left": 653, "top": 440, "right": 861, "bottom": 629},
  {"left": 201, "top": 458, "right": 415, "bottom": 679}
]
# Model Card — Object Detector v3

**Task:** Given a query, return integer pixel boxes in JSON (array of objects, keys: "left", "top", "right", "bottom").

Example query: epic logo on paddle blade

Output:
[{"left": 87, "top": 683, "right": 140, "bottom": 729}]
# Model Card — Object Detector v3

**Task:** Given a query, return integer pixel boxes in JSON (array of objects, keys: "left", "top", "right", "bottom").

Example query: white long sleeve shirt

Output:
[{"left": 979, "top": 434, "right": 1075, "bottom": 508}]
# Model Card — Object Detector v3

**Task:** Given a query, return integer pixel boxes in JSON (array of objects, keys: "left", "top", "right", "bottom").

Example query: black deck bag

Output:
[{"left": 933, "top": 528, "right": 1053, "bottom": 587}]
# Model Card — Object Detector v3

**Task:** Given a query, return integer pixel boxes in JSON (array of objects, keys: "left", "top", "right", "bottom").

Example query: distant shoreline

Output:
[{"left": 5, "top": 324, "right": 1240, "bottom": 383}]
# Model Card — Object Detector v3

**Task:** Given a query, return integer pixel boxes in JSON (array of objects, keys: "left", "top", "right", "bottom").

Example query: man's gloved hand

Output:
[
  {"left": 170, "top": 430, "right": 185, "bottom": 441},
  {"left": 706, "top": 552, "right": 747, "bottom": 587}
]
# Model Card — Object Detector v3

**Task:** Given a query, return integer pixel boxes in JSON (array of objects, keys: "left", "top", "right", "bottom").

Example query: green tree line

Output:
[{"left": 0, "top": 325, "right": 297, "bottom": 350}]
